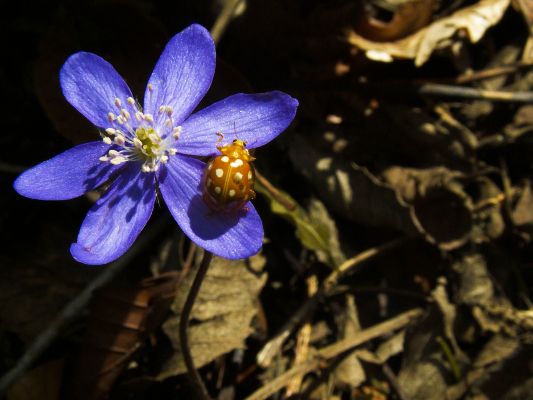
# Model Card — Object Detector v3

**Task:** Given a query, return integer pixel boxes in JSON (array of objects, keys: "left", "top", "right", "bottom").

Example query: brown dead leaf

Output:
[
  {"left": 347, "top": 0, "right": 511, "bottom": 66},
  {"left": 334, "top": 295, "right": 366, "bottom": 389},
  {"left": 511, "top": 180, "right": 533, "bottom": 233},
  {"left": 67, "top": 272, "right": 180, "bottom": 400},
  {"left": 397, "top": 308, "right": 452, "bottom": 400},
  {"left": 7, "top": 359, "right": 63, "bottom": 400},
  {"left": 158, "top": 252, "right": 267, "bottom": 378}
]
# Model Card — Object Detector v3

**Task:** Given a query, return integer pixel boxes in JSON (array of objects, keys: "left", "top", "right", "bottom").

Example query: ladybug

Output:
[{"left": 202, "top": 134, "right": 256, "bottom": 212}]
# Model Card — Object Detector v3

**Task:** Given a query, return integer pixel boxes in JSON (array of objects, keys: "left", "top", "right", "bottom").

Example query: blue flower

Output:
[{"left": 14, "top": 24, "right": 298, "bottom": 265}]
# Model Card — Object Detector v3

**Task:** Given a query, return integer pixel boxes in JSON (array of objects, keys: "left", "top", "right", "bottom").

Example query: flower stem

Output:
[{"left": 179, "top": 250, "right": 213, "bottom": 400}]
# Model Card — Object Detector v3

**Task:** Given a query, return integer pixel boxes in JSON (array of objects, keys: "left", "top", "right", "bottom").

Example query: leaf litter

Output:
[{"left": 3, "top": 0, "right": 533, "bottom": 399}]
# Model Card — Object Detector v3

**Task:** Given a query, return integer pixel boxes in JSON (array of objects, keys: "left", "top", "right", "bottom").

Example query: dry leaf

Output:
[
  {"left": 334, "top": 295, "right": 366, "bottom": 389},
  {"left": 67, "top": 272, "right": 180, "bottom": 400},
  {"left": 347, "top": 0, "right": 511, "bottom": 66},
  {"left": 158, "top": 253, "right": 267, "bottom": 378}
]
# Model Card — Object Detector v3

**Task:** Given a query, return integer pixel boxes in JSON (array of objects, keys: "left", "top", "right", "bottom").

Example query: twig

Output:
[
  {"left": 255, "top": 170, "right": 296, "bottom": 211},
  {"left": 453, "top": 61, "right": 533, "bottom": 84},
  {"left": 210, "top": 0, "right": 244, "bottom": 45},
  {"left": 246, "top": 308, "right": 423, "bottom": 400},
  {"left": 179, "top": 251, "right": 214, "bottom": 400},
  {"left": 256, "top": 237, "right": 406, "bottom": 368},
  {"left": 256, "top": 294, "right": 320, "bottom": 368},
  {"left": 0, "top": 217, "right": 169, "bottom": 395},
  {"left": 418, "top": 83, "right": 533, "bottom": 103},
  {"left": 285, "top": 275, "right": 318, "bottom": 396},
  {"left": 323, "top": 238, "right": 406, "bottom": 292}
]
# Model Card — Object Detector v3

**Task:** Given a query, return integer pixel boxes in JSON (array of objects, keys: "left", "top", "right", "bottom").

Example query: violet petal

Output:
[
  {"left": 158, "top": 155, "right": 263, "bottom": 259},
  {"left": 179, "top": 92, "right": 298, "bottom": 156},
  {"left": 60, "top": 52, "right": 134, "bottom": 128},
  {"left": 144, "top": 24, "right": 215, "bottom": 127},
  {"left": 14, "top": 141, "right": 119, "bottom": 200},
  {"left": 70, "top": 164, "right": 156, "bottom": 265}
]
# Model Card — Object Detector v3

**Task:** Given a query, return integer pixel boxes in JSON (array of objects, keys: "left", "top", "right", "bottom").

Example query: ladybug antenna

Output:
[{"left": 215, "top": 131, "right": 224, "bottom": 146}]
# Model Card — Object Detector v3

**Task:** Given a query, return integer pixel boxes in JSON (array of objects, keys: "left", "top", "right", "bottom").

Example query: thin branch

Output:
[
  {"left": 210, "top": 0, "right": 245, "bottom": 45},
  {"left": 246, "top": 308, "right": 423, "bottom": 400},
  {"left": 256, "top": 237, "right": 406, "bottom": 368},
  {"left": 179, "top": 251, "right": 214, "bottom": 400},
  {"left": 418, "top": 83, "right": 533, "bottom": 103},
  {"left": 0, "top": 217, "right": 169, "bottom": 395}
]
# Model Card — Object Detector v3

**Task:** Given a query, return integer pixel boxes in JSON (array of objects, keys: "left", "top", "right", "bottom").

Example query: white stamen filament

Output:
[{"left": 100, "top": 90, "right": 184, "bottom": 173}]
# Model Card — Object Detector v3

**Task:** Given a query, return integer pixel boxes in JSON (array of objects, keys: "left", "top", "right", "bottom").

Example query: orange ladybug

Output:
[{"left": 202, "top": 134, "right": 256, "bottom": 212}]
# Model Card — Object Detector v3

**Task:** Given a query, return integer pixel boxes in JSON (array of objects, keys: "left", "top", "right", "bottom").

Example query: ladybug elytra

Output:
[{"left": 202, "top": 134, "right": 256, "bottom": 212}]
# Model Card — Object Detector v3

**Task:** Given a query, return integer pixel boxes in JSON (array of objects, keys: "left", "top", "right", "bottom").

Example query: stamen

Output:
[
  {"left": 165, "top": 106, "right": 173, "bottom": 116},
  {"left": 116, "top": 115, "right": 125, "bottom": 125},
  {"left": 144, "top": 114, "right": 154, "bottom": 123},
  {"left": 165, "top": 119, "right": 173, "bottom": 127},
  {"left": 121, "top": 109, "right": 130, "bottom": 120},
  {"left": 114, "top": 135, "right": 126, "bottom": 146},
  {"left": 168, "top": 148, "right": 177, "bottom": 155},
  {"left": 147, "top": 83, "right": 154, "bottom": 91},
  {"left": 103, "top": 137, "right": 112, "bottom": 145},
  {"left": 135, "top": 111, "right": 144, "bottom": 121},
  {"left": 127, "top": 97, "right": 135, "bottom": 105},
  {"left": 110, "top": 157, "right": 127, "bottom": 165},
  {"left": 172, "top": 126, "right": 182, "bottom": 139},
  {"left": 142, "top": 164, "right": 151, "bottom": 172},
  {"left": 99, "top": 156, "right": 109, "bottom": 162},
  {"left": 158, "top": 105, "right": 166, "bottom": 114},
  {"left": 133, "top": 138, "right": 143, "bottom": 149},
  {"left": 160, "top": 155, "right": 169, "bottom": 163},
  {"left": 108, "top": 112, "right": 116, "bottom": 122},
  {"left": 105, "top": 128, "right": 116, "bottom": 135},
  {"left": 114, "top": 98, "right": 122, "bottom": 107},
  {"left": 108, "top": 150, "right": 120, "bottom": 157}
]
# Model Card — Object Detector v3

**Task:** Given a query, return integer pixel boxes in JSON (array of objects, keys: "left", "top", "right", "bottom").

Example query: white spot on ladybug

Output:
[
  {"left": 215, "top": 168, "right": 224, "bottom": 178},
  {"left": 214, "top": 186, "right": 222, "bottom": 194},
  {"left": 229, "top": 189, "right": 236, "bottom": 197},
  {"left": 221, "top": 156, "right": 229, "bottom": 163},
  {"left": 248, "top": 171, "right": 252, "bottom": 179},
  {"left": 230, "top": 159, "right": 243, "bottom": 168},
  {"left": 233, "top": 172, "right": 243, "bottom": 183}
]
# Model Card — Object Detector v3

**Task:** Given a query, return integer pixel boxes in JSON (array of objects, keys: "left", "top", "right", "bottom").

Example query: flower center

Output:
[
  {"left": 98, "top": 90, "right": 182, "bottom": 173},
  {"left": 135, "top": 127, "right": 161, "bottom": 159}
]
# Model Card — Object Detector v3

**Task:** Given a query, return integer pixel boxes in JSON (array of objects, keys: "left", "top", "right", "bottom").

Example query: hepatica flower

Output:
[{"left": 14, "top": 24, "right": 298, "bottom": 265}]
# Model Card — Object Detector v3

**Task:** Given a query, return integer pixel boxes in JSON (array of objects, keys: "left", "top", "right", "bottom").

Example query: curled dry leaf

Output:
[
  {"left": 289, "top": 134, "right": 473, "bottom": 250},
  {"left": 158, "top": 253, "right": 267, "bottom": 379},
  {"left": 354, "top": 0, "right": 436, "bottom": 42},
  {"left": 347, "top": 0, "right": 511, "bottom": 66}
]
